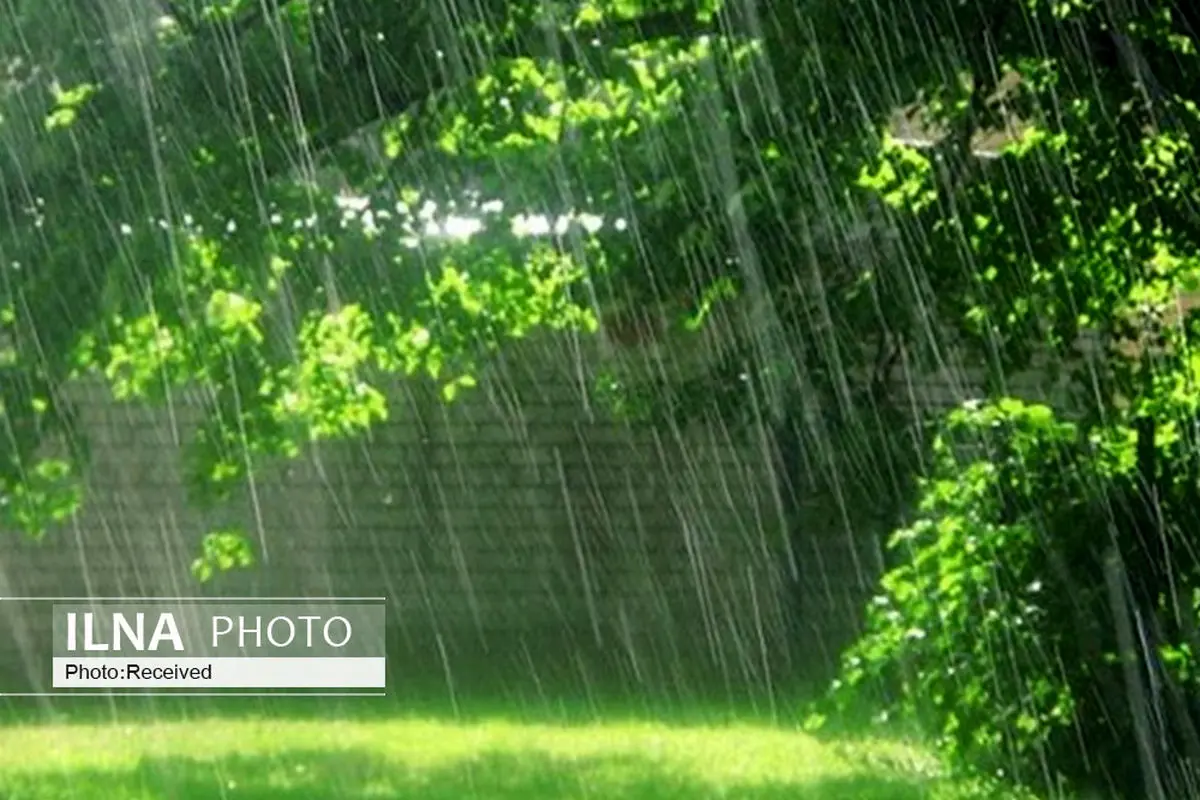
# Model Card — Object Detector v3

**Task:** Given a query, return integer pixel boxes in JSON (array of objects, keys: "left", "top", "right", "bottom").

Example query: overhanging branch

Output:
[
  {"left": 2, "top": 2, "right": 720, "bottom": 217},
  {"left": 299, "top": 5, "right": 720, "bottom": 157}
]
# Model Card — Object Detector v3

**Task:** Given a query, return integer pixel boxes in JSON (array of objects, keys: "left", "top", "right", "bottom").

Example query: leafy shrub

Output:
[{"left": 811, "top": 397, "right": 1200, "bottom": 797}]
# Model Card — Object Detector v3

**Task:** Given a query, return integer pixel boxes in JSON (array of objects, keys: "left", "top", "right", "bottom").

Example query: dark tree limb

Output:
[{"left": 869, "top": 333, "right": 901, "bottom": 405}]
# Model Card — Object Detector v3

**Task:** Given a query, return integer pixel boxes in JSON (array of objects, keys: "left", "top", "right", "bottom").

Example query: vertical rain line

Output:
[
  {"left": 696, "top": 59, "right": 789, "bottom": 428},
  {"left": 557, "top": 447, "right": 601, "bottom": 646},
  {"left": 749, "top": 565, "right": 777, "bottom": 720},
  {"left": 227, "top": 349, "right": 269, "bottom": 566},
  {"left": 1106, "top": 546, "right": 1167, "bottom": 800}
]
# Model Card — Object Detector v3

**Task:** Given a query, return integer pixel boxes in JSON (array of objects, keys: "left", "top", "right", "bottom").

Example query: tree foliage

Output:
[
  {"left": 800, "top": 2, "right": 1200, "bottom": 795},
  {"left": 0, "top": 0, "right": 725, "bottom": 549}
]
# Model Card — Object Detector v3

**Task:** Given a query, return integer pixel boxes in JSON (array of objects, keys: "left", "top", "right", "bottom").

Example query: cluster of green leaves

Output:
[
  {"left": 812, "top": 401, "right": 1097, "bottom": 785},
  {"left": 80, "top": 190, "right": 602, "bottom": 503},
  {"left": 815, "top": 393, "right": 1200, "bottom": 794}
]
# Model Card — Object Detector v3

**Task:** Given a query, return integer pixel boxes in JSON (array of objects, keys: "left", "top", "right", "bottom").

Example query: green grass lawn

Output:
[
  {"left": 0, "top": 706, "right": 1014, "bottom": 799},
  {"left": 0, "top": 662, "right": 1025, "bottom": 800}
]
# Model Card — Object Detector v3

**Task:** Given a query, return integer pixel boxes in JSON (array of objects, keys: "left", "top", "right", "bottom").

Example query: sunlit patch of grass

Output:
[{"left": 0, "top": 715, "right": 1017, "bottom": 799}]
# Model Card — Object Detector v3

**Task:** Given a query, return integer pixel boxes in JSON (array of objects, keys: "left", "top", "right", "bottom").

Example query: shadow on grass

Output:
[
  {"left": 0, "top": 631, "right": 821, "bottom": 729},
  {"left": 0, "top": 691, "right": 808, "bottom": 734},
  {"left": 0, "top": 748, "right": 941, "bottom": 800}
]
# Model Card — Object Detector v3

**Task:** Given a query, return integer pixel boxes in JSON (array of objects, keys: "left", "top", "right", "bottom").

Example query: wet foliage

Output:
[{"left": 815, "top": 398, "right": 1200, "bottom": 797}]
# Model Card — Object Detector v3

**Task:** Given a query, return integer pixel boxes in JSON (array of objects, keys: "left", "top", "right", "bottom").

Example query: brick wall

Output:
[
  {"left": 0, "top": 323, "right": 1066, "bottom": 699},
  {"left": 0, "top": 328, "right": 800, "bottom": 699}
]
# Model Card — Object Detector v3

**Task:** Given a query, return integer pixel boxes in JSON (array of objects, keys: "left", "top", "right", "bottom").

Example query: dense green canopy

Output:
[
  {"left": 1, "top": 0, "right": 1199, "bottom": 566},
  {"left": 1, "top": 0, "right": 1199, "bottom": 555}
]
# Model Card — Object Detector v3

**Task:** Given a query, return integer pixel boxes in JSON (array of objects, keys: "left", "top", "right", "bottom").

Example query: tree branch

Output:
[
  {"left": 300, "top": 5, "right": 719, "bottom": 156},
  {"left": 1, "top": 3, "right": 719, "bottom": 231},
  {"left": 2, "top": 3, "right": 718, "bottom": 219}
]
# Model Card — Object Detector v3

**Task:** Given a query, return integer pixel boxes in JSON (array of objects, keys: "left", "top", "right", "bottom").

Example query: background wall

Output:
[{"left": 0, "top": 321, "right": 1065, "bottom": 703}]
